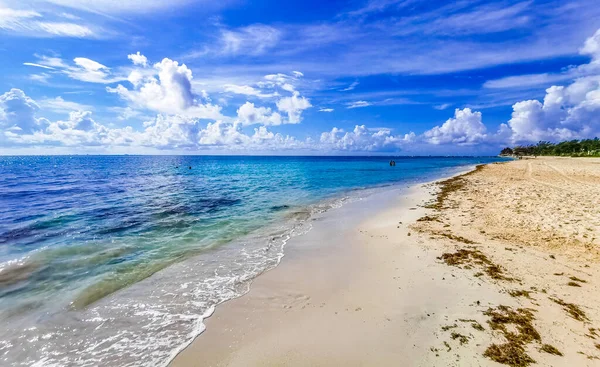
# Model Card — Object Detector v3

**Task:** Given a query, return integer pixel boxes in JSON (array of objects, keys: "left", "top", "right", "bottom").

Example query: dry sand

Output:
[{"left": 171, "top": 157, "right": 600, "bottom": 367}]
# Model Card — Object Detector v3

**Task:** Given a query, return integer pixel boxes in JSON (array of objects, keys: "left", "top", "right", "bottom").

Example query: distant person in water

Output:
[{"left": 389, "top": 160, "right": 396, "bottom": 166}]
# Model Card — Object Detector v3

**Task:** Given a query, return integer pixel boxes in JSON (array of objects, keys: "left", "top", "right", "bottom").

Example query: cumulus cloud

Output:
[
  {"left": 236, "top": 102, "right": 283, "bottom": 126},
  {"left": 107, "top": 58, "right": 225, "bottom": 120},
  {"left": 0, "top": 88, "right": 49, "bottom": 134},
  {"left": 320, "top": 125, "right": 415, "bottom": 151},
  {"left": 128, "top": 52, "right": 148, "bottom": 67},
  {"left": 423, "top": 108, "right": 488, "bottom": 145},
  {"left": 508, "top": 78, "right": 600, "bottom": 143},
  {"left": 1, "top": 88, "right": 309, "bottom": 152},
  {"left": 276, "top": 92, "right": 312, "bottom": 123},
  {"left": 502, "top": 30, "right": 600, "bottom": 143}
]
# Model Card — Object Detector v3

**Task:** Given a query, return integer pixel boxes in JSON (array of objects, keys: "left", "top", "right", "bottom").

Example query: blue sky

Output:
[{"left": 1, "top": 0, "right": 600, "bottom": 155}]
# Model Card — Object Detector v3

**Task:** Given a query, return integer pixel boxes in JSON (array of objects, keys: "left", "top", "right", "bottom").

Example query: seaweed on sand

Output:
[
  {"left": 482, "top": 306, "right": 540, "bottom": 367},
  {"left": 438, "top": 248, "right": 514, "bottom": 281},
  {"left": 425, "top": 164, "right": 486, "bottom": 210},
  {"left": 540, "top": 344, "right": 563, "bottom": 356},
  {"left": 550, "top": 297, "right": 588, "bottom": 321}
]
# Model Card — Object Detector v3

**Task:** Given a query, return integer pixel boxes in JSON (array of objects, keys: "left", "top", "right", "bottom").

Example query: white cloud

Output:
[
  {"left": 223, "top": 84, "right": 278, "bottom": 98},
  {"left": 500, "top": 29, "right": 600, "bottom": 143},
  {"left": 423, "top": 108, "right": 487, "bottom": 145},
  {"left": 346, "top": 100, "right": 371, "bottom": 109},
  {"left": 319, "top": 108, "right": 334, "bottom": 112},
  {"left": 433, "top": 103, "right": 451, "bottom": 110},
  {"left": 236, "top": 102, "right": 283, "bottom": 126},
  {"left": 0, "top": 89, "right": 47, "bottom": 134},
  {"left": 320, "top": 124, "right": 415, "bottom": 151},
  {"left": 28, "top": 73, "right": 52, "bottom": 83},
  {"left": 581, "top": 28, "right": 600, "bottom": 58},
  {"left": 0, "top": 6, "right": 95, "bottom": 38},
  {"left": 340, "top": 80, "right": 359, "bottom": 91},
  {"left": 25, "top": 55, "right": 126, "bottom": 83},
  {"left": 484, "top": 29, "right": 600, "bottom": 90},
  {"left": 483, "top": 73, "right": 573, "bottom": 89},
  {"left": 37, "top": 22, "right": 93, "bottom": 37},
  {"left": 23, "top": 62, "right": 55, "bottom": 70},
  {"left": 276, "top": 92, "right": 311, "bottom": 123},
  {"left": 508, "top": 77, "right": 600, "bottom": 143},
  {"left": 128, "top": 52, "right": 148, "bottom": 67},
  {"left": 38, "top": 96, "right": 93, "bottom": 113},
  {"left": 107, "top": 58, "right": 225, "bottom": 120},
  {"left": 40, "top": 0, "right": 196, "bottom": 14},
  {"left": 221, "top": 25, "right": 281, "bottom": 56}
]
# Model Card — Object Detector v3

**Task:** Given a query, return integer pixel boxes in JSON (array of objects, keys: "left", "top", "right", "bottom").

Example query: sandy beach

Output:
[{"left": 171, "top": 157, "right": 600, "bottom": 367}]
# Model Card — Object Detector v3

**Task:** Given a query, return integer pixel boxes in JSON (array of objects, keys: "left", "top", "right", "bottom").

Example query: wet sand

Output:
[{"left": 171, "top": 157, "right": 600, "bottom": 366}]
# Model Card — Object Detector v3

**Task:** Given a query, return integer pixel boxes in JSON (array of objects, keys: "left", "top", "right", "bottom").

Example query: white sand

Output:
[{"left": 171, "top": 157, "right": 600, "bottom": 366}]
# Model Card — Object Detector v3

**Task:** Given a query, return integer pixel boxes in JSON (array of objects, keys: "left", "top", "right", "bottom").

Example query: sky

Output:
[{"left": 1, "top": 0, "right": 600, "bottom": 155}]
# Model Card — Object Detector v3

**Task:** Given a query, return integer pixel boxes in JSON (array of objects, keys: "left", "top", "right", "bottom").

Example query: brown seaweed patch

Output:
[
  {"left": 484, "top": 343, "right": 535, "bottom": 367},
  {"left": 425, "top": 164, "right": 486, "bottom": 210},
  {"left": 451, "top": 332, "right": 469, "bottom": 345},
  {"left": 540, "top": 344, "right": 563, "bottom": 356},
  {"left": 482, "top": 306, "right": 540, "bottom": 367},
  {"left": 569, "top": 276, "right": 587, "bottom": 283},
  {"left": 417, "top": 215, "right": 441, "bottom": 222},
  {"left": 441, "top": 324, "right": 458, "bottom": 331},
  {"left": 509, "top": 290, "right": 533, "bottom": 299},
  {"left": 550, "top": 297, "right": 588, "bottom": 321},
  {"left": 438, "top": 248, "right": 514, "bottom": 281},
  {"left": 459, "top": 318, "right": 485, "bottom": 331},
  {"left": 431, "top": 231, "right": 476, "bottom": 244}
]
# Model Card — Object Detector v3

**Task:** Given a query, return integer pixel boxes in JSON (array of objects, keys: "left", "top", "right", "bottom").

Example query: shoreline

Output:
[
  {"left": 171, "top": 157, "right": 600, "bottom": 366},
  {"left": 169, "top": 163, "right": 502, "bottom": 366}
]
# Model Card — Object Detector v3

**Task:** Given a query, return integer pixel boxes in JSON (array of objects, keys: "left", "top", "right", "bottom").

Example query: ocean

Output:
[{"left": 0, "top": 155, "right": 506, "bottom": 366}]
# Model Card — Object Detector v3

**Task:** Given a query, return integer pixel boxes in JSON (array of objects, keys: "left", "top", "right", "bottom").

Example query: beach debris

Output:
[
  {"left": 569, "top": 276, "right": 587, "bottom": 283},
  {"left": 458, "top": 319, "right": 485, "bottom": 331},
  {"left": 586, "top": 328, "right": 599, "bottom": 339},
  {"left": 451, "top": 332, "right": 469, "bottom": 345},
  {"left": 567, "top": 281, "right": 582, "bottom": 287},
  {"left": 441, "top": 324, "right": 457, "bottom": 331},
  {"left": 508, "top": 290, "right": 533, "bottom": 299},
  {"left": 438, "top": 248, "right": 514, "bottom": 281},
  {"left": 431, "top": 231, "right": 476, "bottom": 244},
  {"left": 540, "top": 344, "right": 563, "bottom": 356},
  {"left": 417, "top": 215, "right": 440, "bottom": 222},
  {"left": 482, "top": 305, "right": 540, "bottom": 367},
  {"left": 549, "top": 297, "right": 588, "bottom": 321},
  {"left": 484, "top": 343, "right": 535, "bottom": 367},
  {"left": 444, "top": 341, "right": 452, "bottom": 352}
]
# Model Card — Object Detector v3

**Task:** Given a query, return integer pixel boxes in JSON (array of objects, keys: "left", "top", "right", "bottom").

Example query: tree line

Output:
[{"left": 500, "top": 138, "right": 600, "bottom": 157}]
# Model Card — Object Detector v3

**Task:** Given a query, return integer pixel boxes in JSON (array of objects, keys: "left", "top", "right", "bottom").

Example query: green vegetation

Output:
[{"left": 500, "top": 138, "right": 600, "bottom": 157}]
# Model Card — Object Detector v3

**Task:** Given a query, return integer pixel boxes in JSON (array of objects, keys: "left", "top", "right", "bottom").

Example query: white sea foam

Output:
[{"left": 0, "top": 190, "right": 367, "bottom": 367}]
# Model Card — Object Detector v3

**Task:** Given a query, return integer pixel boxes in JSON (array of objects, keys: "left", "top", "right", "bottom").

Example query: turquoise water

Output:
[{"left": 0, "top": 155, "right": 506, "bottom": 366}]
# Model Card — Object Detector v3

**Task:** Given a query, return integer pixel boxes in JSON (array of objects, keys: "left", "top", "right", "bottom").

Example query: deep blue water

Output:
[{"left": 0, "top": 155, "right": 506, "bottom": 366}]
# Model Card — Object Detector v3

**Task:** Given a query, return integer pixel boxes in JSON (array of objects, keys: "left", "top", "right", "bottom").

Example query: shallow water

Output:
[{"left": 0, "top": 155, "right": 506, "bottom": 366}]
